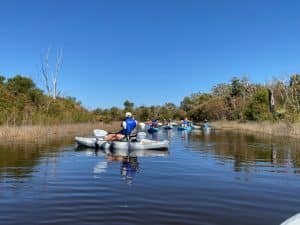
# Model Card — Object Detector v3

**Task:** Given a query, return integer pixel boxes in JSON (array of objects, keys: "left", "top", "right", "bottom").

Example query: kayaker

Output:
[
  {"left": 203, "top": 119, "right": 211, "bottom": 129},
  {"left": 151, "top": 119, "right": 159, "bottom": 128},
  {"left": 167, "top": 119, "right": 172, "bottom": 127},
  {"left": 105, "top": 112, "right": 138, "bottom": 141},
  {"left": 203, "top": 119, "right": 208, "bottom": 125},
  {"left": 181, "top": 118, "right": 189, "bottom": 127},
  {"left": 145, "top": 118, "right": 152, "bottom": 125}
]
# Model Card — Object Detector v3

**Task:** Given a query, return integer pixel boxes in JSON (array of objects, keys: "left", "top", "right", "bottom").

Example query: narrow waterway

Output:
[{"left": 0, "top": 129, "right": 299, "bottom": 225}]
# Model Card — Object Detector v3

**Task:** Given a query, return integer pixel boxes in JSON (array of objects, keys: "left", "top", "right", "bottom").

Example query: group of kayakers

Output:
[
  {"left": 104, "top": 111, "right": 211, "bottom": 141},
  {"left": 145, "top": 118, "right": 189, "bottom": 128}
]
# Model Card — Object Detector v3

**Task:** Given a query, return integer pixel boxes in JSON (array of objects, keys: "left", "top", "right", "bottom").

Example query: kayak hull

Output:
[
  {"left": 191, "top": 125, "right": 201, "bottom": 129},
  {"left": 108, "top": 148, "right": 169, "bottom": 157},
  {"left": 110, "top": 139, "right": 169, "bottom": 151},
  {"left": 75, "top": 137, "right": 169, "bottom": 151},
  {"left": 177, "top": 126, "right": 192, "bottom": 131},
  {"left": 75, "top": 136, "right": 97, "bottom": 148}
]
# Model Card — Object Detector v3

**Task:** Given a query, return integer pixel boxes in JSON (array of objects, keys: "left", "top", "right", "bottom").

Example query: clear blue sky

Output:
[{"left": 1, "top": 0, "right": 300, "bottom": 109}]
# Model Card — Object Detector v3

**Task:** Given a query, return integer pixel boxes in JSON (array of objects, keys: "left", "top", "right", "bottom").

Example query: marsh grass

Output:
[
  {"left": 0, "top": 122, "right": 121, "bottom": 142},
  {"left": 212, "top": 120, "right": 300, "bottom": 138}
]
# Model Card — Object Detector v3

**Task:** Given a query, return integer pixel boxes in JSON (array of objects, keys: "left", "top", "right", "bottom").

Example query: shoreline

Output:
[
  {"left": 0, "top": 120, "right": 299, "bottom": 143},
  {"left": 211, "top": 120, "right": 300, "bottom": 139}
]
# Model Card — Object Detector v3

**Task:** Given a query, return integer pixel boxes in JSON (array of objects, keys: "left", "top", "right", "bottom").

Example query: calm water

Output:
[{"left": 0, "top": 129, "right": 300, "bottom": 225}]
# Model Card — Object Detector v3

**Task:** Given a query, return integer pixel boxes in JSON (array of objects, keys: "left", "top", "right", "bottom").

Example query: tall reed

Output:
[
  {"left": 212, "top": 120, "right": 300, "bottom": 138},
  {"left": 0, "top": 122, "right": 121, "bottom": 142}
]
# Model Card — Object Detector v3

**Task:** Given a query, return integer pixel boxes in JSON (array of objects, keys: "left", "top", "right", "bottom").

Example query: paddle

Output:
[
  {"left": 94, "top": 129, "right": 108, "bottom": 138},
  {"left": 127, "top": 135, "right": 131, "bottom": 157},
  {"left": 93, "top": 129, "right": 108, "bottom": 149}
]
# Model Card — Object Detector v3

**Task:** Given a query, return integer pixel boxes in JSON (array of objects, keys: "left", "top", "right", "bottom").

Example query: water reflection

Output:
[
  {"left": 166, "top": 129, "right": 174, "bottom": 138},
  {"left": 150, "top": 131, "right": 159, "bottom": 140},
  {"left": 93, "top": 148, "right": 169, "bottom": 185},
  {"left": 120, "top": 156, "right": 139, "bottom": 185},
  {"left": 188, "top": 130, "right": 300, "bottom": 174},
  {"left": 180, "top": 130, "right": 190, "bottom": 140},
  {"left": 0, "top": 139, "right": 73, "bottom": 179}
]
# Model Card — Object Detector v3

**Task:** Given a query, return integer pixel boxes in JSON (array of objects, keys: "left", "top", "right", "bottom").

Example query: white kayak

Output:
[
  {"left": 75, "top": 136, "right": 97, "bottom": 148},
  {"left": 110, "top": 139, "right": 169, "bottom": 151},
  {"left": 75, "top": 129, "right": 109, "bottom": 148},
  {"left": 75, "top": 136, "right": 169, "bottom": 151},
  {"left": 191, "top": 124, "right": 201, "bottom": 129},
  {"left": 280, "top": 213, "right": 300, "bottom": 225},
  {"left": 105, "top": 148, "right": 169, "bottom": 157}
]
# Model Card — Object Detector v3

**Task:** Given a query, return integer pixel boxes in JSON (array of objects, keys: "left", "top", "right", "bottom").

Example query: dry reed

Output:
[
  {"left": 0, "top": 122, "right": 121, "bottom": 142},
  {"left": 211, "top": 120, "right": 300, "bottom": 138}
]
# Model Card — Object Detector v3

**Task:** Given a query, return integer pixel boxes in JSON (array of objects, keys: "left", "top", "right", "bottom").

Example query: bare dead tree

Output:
[
  {"left": 41, "top": 48, "right": 63, "bottom": 99},
  {"left": 268, "top": 88, "right": 275, "bottom": 113},
  {"left": 53, "top": 48, "right": 62, "bottom": 99},
  {"left": 41, "top": 48, "right": 51, "bottom": 96}
]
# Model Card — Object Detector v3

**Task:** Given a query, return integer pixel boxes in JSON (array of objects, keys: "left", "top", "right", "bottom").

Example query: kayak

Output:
[
  {"left": 148, "top": 127, "right": 159, "bottom": 133},
  {"left": 106, "top": 148, "right": 169, "bottom": 157},
  {"left": 191, "top": 124, "right": 201, "bottom": 129},
  {"left": 163, "top": 125, "right": 173, "bottom": 130},
  {"left": 280, "top": 213, "right": 300, "bottom": 225},
  {"left": 110, "top": 139, "right": 169, "bottom": 150},
  {"left": 75, "top": 136, "right": 106, "bottom": 148},
  {"left": 75, "top": 136, "right": 169, "bottom": 151},
  {"left": 177, "top": 126, "right": 192, "bottom": 131}
]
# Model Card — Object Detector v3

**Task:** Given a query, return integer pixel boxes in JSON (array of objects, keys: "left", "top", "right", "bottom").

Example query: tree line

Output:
[
  {"left": 94, "top": 75, "right": 300, "bottom": 123},
  {"left": 0, "top": 74, "right": 299, "bottom": 126}
]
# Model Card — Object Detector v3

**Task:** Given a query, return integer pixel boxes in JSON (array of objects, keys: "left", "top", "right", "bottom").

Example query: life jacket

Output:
[
  {"left": 151, "top": 120, "right": 158, "bottom": 128},
  {"left": 122, "top": 118, "right": 137, "bottom": 135},
  {"left": 182, "top": 120, "right": 188, "bottom": 127}
]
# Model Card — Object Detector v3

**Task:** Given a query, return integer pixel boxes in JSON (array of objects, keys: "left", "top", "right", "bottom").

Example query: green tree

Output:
[
  {"left": 6, "top": 75, "right": 38, "bottom": 95},
  {"left": 230, "top": 77, "right": 245, "bottom": 97},
  {"left": 136, "top": 106, "right": 150, "bottom": 121},
  {"left": 123, "top": 100, "right": 134, "bottom": 112},
  {"left": 0, "top": 75, "right": 5, "bottom": 85},
  {"left": 244, "top": 87, "right": 273, "bottom": 121},
  {"left": 180, "top": 96, "right": 193, "bottom": 112},
  {"left": 110, "top": 107, "right": 122, "bottom": 121}
]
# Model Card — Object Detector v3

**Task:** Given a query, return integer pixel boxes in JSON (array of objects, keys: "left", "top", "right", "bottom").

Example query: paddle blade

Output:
[{"left": 94, "top": 129, "right": 108, "bottom": 137}]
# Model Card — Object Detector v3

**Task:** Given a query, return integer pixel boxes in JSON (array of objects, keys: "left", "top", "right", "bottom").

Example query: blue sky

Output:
[{"left": 1, "top": 0, "right": 300, "bottom": 109}]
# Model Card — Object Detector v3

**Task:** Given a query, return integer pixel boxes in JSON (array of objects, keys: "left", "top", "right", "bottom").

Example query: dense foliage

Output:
[
  {"left": 0, "top": 75, "right": 95, "bottom": 125},
  {"left": 94, "top": 75, "right": 300, "bottom": 123},
  {"left": 1, "top": 74, "right": 300, "bottom": 126}
]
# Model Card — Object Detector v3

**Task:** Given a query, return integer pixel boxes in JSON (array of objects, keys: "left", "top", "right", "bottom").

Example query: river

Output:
[{"left": 0, "top": 129, "right": 300, "bottom": 225}]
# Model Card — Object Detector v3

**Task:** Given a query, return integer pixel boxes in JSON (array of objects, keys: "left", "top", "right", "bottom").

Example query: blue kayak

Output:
[
  {"left": 177, "top": 126, "right": 192, "bottom": 131},
  {"left": 163, "top": 126, "right": 173, "bottom": 130},
  {"left": 148, "top": 127, "right": 159, "bottom": 133}
]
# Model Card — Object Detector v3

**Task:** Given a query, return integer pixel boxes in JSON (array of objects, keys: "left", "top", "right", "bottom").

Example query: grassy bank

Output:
[
  {"left": 211, "top": 120, "right": 300, "bottom": 138},
  {"left": 0, "top": 122, "right": 121, "bottom": 143}
]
